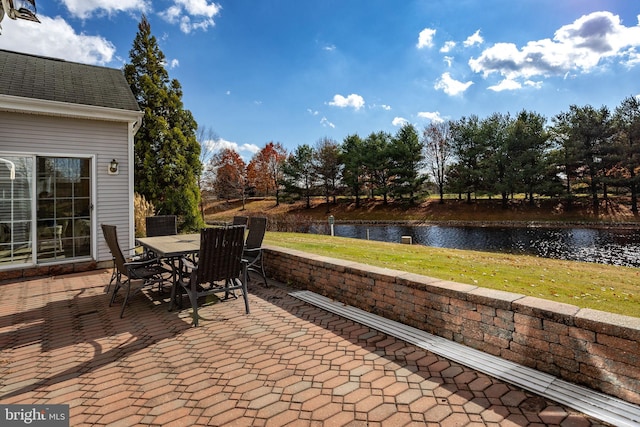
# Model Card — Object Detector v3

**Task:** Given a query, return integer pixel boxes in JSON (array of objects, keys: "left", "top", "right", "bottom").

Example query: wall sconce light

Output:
[{"left": 108, "top": 159, "right": 119, "bottom": 175}]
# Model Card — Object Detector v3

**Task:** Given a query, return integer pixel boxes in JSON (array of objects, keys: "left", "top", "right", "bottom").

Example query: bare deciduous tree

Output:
[
  {"left": 423, "top": 121, "right": 452, "bottom": 203},
  {"left": 196, "top": 126, "right": 220, "bottom": 219}
]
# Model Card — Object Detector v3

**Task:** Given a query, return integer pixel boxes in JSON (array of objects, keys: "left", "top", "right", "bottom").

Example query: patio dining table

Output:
[
  {"left": 136, "top": 233, "right": 201, "bottom": 309},
  {"left": 136, "top": 233, "right": 201, "bottom": 260}
]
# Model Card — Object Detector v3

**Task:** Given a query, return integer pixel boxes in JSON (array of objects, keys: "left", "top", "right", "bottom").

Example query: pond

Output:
[{"left": 310, "top": 223, "right": 640, "bottom": 268}]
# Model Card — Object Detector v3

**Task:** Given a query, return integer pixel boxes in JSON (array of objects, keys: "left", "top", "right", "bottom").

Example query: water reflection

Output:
[{"left": 313, "top": 224, "right": 640, "bottom": 268}]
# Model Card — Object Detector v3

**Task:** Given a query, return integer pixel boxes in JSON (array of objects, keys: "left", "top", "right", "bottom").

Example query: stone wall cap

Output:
[
  {"left": 468, "top": 287, "right": 524, "bottom": 306},
  {"left": 513, "top": 295, "right": 580, "bottom": 322},
  {"left": 576, "top": 308, "right": 640, "bottom": 340}
]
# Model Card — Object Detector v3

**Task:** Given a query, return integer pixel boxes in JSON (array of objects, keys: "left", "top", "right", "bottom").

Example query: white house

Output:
[{"left": 0, "top": 49, "right": 142, "bottom": 278}]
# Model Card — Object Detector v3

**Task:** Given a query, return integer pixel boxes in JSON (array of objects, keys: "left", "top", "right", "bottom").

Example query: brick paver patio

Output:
[{"left": 0, "top": 270, "right": 611, "bottom": 426}]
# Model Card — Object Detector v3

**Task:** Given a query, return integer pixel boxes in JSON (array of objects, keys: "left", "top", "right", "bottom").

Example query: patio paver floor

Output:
[{"left": 0, "top": 270, "right": 612, "bottom": 426}]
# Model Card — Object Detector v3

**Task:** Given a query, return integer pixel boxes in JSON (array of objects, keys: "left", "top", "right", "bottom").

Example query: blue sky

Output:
[{"left": 1, "top": 1, "right": 640, "bottom": 160}]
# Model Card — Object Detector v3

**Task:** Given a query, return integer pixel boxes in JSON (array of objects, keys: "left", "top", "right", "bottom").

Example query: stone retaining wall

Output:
[{"left": 263, "top": 245, "right": 640, "bottom": 405}]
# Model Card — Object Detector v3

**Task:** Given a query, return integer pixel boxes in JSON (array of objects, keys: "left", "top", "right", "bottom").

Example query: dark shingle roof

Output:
[{"left": 0, "top": 49, "right": 140, "bottom": 112}]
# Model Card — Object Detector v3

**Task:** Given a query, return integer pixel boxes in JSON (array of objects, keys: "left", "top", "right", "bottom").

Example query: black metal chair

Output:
[
  {"left": 145, "top": 215, "right": 177, "bottom": 237},
  {"left": 243, "top": 217, "right": 268, "bottom": 287},
  {"left": 144, "top": 214, "right": 180, "bottom": 267},
  {"left": 173, "top": 225, "right": 249, "bottom": 326},
  {"left": 101, "top": 224, "right": 171, "bottom": 318}
]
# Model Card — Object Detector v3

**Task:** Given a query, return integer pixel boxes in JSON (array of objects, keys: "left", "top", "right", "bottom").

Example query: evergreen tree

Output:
[
  {"left": 612, "top": 96, "right": 640, "bottom": 215},
  {"left": 389, "top": 123, "right": 426, "bottom": 204},
  {"left": 479, "top": 113, "right": 511, "bottom": 205},
  {"left": 341, "top": 134, "right": 365, "bottom": 208},
  {"left": 124, "top": 15, "right": 203, "bottom": 231},
  {"left": 449, "top": 115, "right": 483, "bottom": 202},
  {"left": 552, "top": 105, "right": 613, "bottom": 215},
  {"left": 362, "top": 131, "right": 393, "bottom": 203},
  {"left": 313, "top": 137, "right": 341, "bottom": 205},
  {"left": 508, "top": 110, "right": 550, "bottom": 205},
  {"left": 282, "top": 145, "right": 316, "bottom": 208}
]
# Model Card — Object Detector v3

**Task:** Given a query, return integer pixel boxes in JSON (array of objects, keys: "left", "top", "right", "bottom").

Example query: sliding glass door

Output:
[{"left": 0, "top": 155, "right": 92, "bottom": 268}]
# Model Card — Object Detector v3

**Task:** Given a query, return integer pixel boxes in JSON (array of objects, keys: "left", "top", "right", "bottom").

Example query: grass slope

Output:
[
  {"left": 205, "top": 196, "right": 640, "bottom": 318},
  {"left": 265, "top": 232, "right": 639, "bottom": 318}
]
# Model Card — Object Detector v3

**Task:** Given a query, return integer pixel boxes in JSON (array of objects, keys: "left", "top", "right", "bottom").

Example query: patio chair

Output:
[
  {"left": 243, "top": 216, "right": 268, "bottom": 287},
  {"left": 232, "top": 216, "right": 248, "bottom": 226},
  {"left": 104, "top": 232, "right": 148, "bottom": 294},
  {"left": 144, "top": 214, "right": 180, "bottom": 265},
  {"left": 146, "top": 215, "right": 177, "bottom": 237},
  {"left": 173, "top": 225, "right": 249, "bottom": 326},
  {"left": 101, "top": 224, "right": 171, "bottom": 318}
]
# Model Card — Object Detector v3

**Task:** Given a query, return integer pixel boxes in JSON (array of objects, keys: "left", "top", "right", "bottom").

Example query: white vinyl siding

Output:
[{"left": 0, "top": 111, "right": 131, "bottom": 263}]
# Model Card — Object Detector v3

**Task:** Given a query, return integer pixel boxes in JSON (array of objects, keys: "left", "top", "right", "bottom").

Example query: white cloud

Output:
[
  {"left": 434, "top": 72, "right": 473, "bottom": 96},
  {"left": 323, "top": 44, "right": 336, "bottom": 51},
  {"left": 320, "top": 117, "right": 335, "bottom": 128},
  {"left": 328, "top": 93, "right": 365, "bottom": 110},
  {"left": 380, "top": 104, "right": 392, "bottom": 111},
  {"left": 417, "top": 28, "right": 436, "bottom": 49},
  {"left": 525, "top": 80, "right": 543, "bottom": 89},
  {"left": 488, "top": 79, "right": 522, "bottom": 92},
  {"left": 239, "top": 143, "right": 260, "bottom": 154},
  {"left": 418, "top": 111, "right": 444, "bottom": 123},
  {"left": 59, "top": 0, "right": 150, "bottom": 19},
  {"left": 443, "top": 56, "right": 453, "bottom": 67},
  {"left": 0, "top": 16, "right": 115, "bottom": 65},
  {"left": 60, "top": 0, "right": 221, "bottom": 33},
  {"left": 469, "top": 11, "right": 640, "bottom": 82},
  {"left": 464, "top": 30, "right": 483, "bottom": 47},
  {"left": 212, "top": 138, "right": 258, "bottom": 155},
  {"left": 169, "top": 58, "right": 180, "bottom": 68},
  {"left": 440, "top": 41, "right": 456, "bottom": 53},
  {"left": 212, "top": 138, "right": 236, "bottom": 151},
  {"left": 392, "top": 117, "right": 408, "bottom": 126},
  {"left": 160, "top": 0, "right": 222, "bottom": 33},
  {"left": 307, "top": 109, "right": 319, "bottom": 116}
]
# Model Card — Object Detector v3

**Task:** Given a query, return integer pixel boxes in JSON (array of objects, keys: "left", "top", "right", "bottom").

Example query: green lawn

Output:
[{"left": 264, "top": 231, "right": 640, "bottom": 318}]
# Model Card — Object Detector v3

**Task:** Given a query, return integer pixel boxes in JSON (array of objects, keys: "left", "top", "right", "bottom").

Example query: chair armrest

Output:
[
  {"left": 180, "top": 255, "right": 197, "bottom": 271},
  {"left": 243, "top": 247, "right": 262, "bottom": 255},
  {"left": 177, "top": 255, "right": 198, "bottom": 284},
  {"left": 124, "top": 245, "right": 144, "bottom": 254},
  {"left": 124, "top": 256, "right": 162, "bottom": 269}
]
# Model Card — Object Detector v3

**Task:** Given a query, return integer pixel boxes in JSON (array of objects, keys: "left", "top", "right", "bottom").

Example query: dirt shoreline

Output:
[{"left": 205, "top": 197, "right": 640, "bottom": 230}]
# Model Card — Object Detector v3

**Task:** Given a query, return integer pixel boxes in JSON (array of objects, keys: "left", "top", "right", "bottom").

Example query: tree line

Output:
[{"left": 207, "top": 96, "right": 640, "bottom": 216}]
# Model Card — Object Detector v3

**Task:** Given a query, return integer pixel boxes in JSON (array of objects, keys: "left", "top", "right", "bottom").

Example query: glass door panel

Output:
[
  {"left": 36, "top": 157, "right": 91, "bottom": 261},
  {"left": 0, "top": 156, "right": 33, "bottom": 266}
]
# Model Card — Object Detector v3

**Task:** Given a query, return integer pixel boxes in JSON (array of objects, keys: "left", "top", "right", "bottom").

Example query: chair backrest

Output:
[
  {"left": 232, "top": 216, "right": 248, "bottom": 226},
  {"left": 197, "top": 225, "right": 246, "bottom": 284},
  {"left": 101, "top": 224, "right": 128, "bottom": 276},
  {"left": 146, "top": 215, "right": 177, "bottom": 237},
  {"left": 245, "top": 217, "right": 267, "bottom": 250}
]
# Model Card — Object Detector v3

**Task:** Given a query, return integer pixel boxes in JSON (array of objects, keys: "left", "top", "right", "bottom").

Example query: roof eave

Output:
[{"left": 0, "top": 94, "right": 143, "bottom": 133}]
